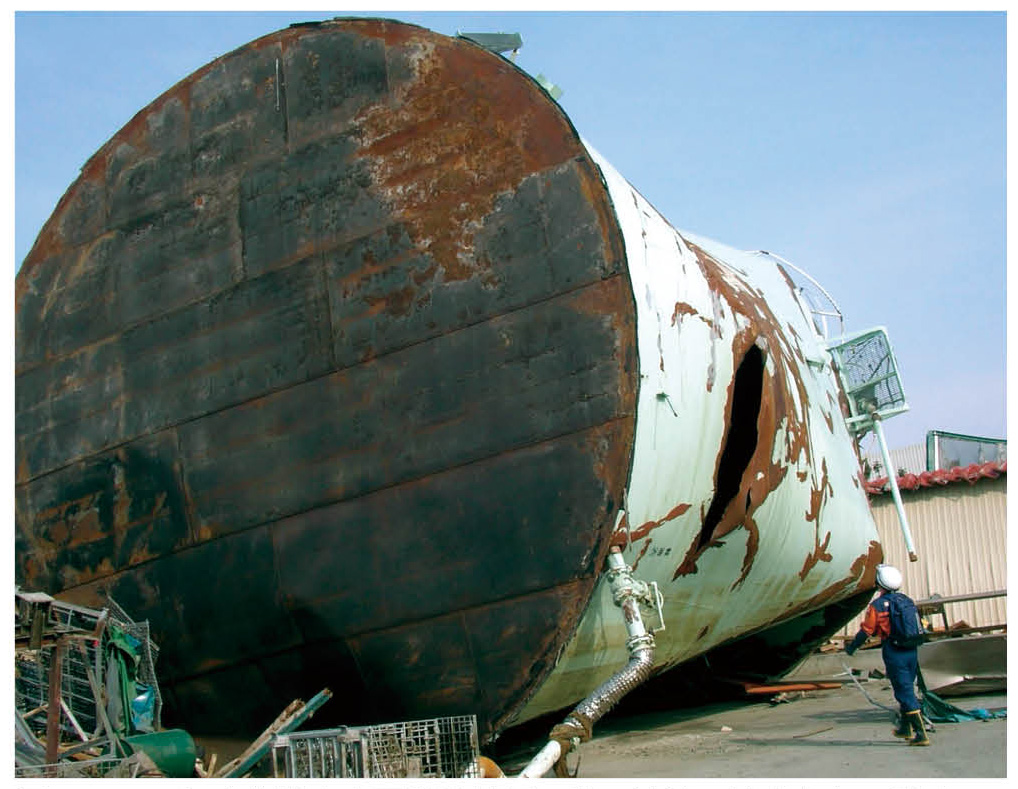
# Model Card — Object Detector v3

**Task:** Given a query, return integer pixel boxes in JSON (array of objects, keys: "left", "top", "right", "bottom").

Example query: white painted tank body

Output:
[{"left": 515, "top": 142, "right": 881, "bottom": 723}]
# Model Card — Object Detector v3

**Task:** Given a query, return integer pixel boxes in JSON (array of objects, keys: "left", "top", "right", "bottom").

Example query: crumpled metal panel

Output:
[
  {"left": 516, "top": 146, "right": 883, "bottom": 722},
  {"left": 15, "top": 19, "right": 637, "bottom": 739}
]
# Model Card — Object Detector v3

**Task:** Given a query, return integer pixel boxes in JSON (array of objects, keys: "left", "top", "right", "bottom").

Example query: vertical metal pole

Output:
[
  {"left": 45, "top": 638, "right": 65, "bottom": 771},
  {"left": 872, "top": 416, "right": 918, "bottom": 562}
]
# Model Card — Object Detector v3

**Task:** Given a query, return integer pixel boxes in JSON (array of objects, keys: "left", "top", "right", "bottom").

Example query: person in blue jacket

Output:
[{"left": 845, "top": 564, "right": 930, "bottom": 746}]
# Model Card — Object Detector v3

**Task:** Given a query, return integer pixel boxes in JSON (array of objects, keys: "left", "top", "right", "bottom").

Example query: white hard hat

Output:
[{"left": 876, "top": 564, "right": 903, "bottom": 591}]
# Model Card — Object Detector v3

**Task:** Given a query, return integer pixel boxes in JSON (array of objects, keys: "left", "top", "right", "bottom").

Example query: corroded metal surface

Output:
[
  {"left": 15, "top": 19, "right": 637, "bottom": 739},
  {"left": 17, "top": 17, "right": 888, "bottom": 744},
  {"left": 516, "top": 148, "right": 884, "bottom": 723}
]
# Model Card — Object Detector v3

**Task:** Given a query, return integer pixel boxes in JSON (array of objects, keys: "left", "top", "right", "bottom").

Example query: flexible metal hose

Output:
[
  {"left": 572, "top": 639, "right": 655, "bottom": 725},
  {"left": 518, "top": 549, "right": 658, "bottom": 777},
  {"left": 519, "top": 641, "right": 655, "bottom": 778}
]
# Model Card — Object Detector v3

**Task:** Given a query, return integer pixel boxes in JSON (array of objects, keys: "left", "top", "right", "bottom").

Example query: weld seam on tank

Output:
[{"left": 518, "top": 546, "right": 656, "bottom": 778}]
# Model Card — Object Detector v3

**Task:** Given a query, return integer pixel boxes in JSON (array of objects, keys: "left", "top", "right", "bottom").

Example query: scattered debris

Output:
[
  {"left": 193, "top": 752, "right": 217, "bottom": 778},
  {"left": 269, "top": 714, "right": 481, "bottom": 778},
  {"left": 918, "top": 633, "right": 1006, "bottom": 696},
  {"left": 14, "top": 588, "right": 196, "bottom": 777},
  {"left": 475, "top": 755, "right": 505, "bottom": 778},
  {"left": 212, "top": 688, "right": 333, "bottom": 778},
  {"left": 792, "top": 725, "right": 834, "bottom": 739},
  {"left": 15, "top": 590, "right": 478, "bottom": 779},
  {"left": 918, "top": 669, "right": 1008, "bottom": 723},
  {"left": 740, "top": 681, "right": 842, "bottom": 695},
  {"left": 104, "top": 751, "right": 164, "bottom": 778}
]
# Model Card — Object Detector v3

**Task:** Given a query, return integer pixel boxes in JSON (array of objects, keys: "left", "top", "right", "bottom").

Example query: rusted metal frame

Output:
[
  {"left": 17, "top": 638, "right": 97, "bottom": 749},
  {"left": 44, "top": 606, "right": 112, "bottom": 745},
  {"left": 27, "top": 638, "right": 107, "bottom": 768},
  {"left": 19, "top": 590, "right": 54, "bottom": 649},
  {"left": 15, "top": 633, "right": 74, "bottom": 650},
  {"left": 44, "top": 638, "right": 64, "bottom": 771}
]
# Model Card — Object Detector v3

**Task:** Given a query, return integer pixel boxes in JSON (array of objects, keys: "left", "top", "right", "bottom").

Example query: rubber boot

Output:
[
  {"left": 906, "top": 710, "right": 930, "bottom": 746},
  {"left": 892, "top": 713, "right": 912, "bottom": 739}
]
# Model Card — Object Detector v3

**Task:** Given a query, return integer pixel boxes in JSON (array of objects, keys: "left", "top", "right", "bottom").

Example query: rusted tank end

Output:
[{"left": 15, "top": 18, "right": 637, "bottom": 739}]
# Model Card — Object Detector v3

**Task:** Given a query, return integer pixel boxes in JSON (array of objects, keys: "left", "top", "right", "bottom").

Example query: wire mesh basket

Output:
[
  {"left": 14, "top": 621, "right": 104, "bottom": 742},
  {"left": 271, "top": 727, "right": 365, "bottom": 778},
  {"left": 827, "top": 327, "right": 907, "bottom": 429},
  {"left": 14, "top": 589, "right": 164, "bottom": 757},
  {"left": 271, "top": 715, "right": 481, "bottom": 778}
]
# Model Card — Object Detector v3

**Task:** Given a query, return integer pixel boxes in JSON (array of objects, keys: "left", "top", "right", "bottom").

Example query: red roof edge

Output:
[{"left": 865, "top": 460, "right": 1007, "bottom": 496}]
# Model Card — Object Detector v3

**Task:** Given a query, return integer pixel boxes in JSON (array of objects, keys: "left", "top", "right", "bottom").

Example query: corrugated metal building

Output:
[
  {"left": 862, "top": 441, "right": 926, "bottom": 478},
  {"left": 843, "top": 461, "right": 1007, "bottom": 635}
]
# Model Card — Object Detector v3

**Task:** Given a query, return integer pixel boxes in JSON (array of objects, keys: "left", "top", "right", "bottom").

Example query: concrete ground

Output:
[
  {"left": 495, "top": 682, "right": 1006, "bottom": 779},
  {"left": 193, "top": 649, "right": 1006, "bottom": 779}
]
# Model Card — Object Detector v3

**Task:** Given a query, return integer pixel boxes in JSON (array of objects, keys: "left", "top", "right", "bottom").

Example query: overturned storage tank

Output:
[{"left": 16, "top": 18, "right": 884, "bottom": 741}]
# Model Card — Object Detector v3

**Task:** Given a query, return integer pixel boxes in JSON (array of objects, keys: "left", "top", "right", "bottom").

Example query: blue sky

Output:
[{"left": 13, "top": 9, "right": 1007, "bottom": 453}]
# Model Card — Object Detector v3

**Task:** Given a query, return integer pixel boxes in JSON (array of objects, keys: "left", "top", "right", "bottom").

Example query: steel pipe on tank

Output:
[{"left": 518, "top": 547, "right": 657, "bottom": 778}]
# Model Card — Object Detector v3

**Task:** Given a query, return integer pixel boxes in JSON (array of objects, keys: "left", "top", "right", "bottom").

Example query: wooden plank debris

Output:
[{"left": 214, "top": 688, "right": 333, "bottom": 778}]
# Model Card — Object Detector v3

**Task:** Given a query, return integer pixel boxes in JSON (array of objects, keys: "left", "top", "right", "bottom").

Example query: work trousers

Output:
[{"left": 882, "top": 641, "right": 920, "bottom": 713}]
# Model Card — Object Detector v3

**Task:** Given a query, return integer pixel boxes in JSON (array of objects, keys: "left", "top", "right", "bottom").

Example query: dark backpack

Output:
[{"left": 885, "top": 592, "right": 926, "bottom": 648}]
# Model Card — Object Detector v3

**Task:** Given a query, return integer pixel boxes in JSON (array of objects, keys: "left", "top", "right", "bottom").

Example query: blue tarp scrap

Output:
[
  {"left": 918, "top": 668, "right": 1006, "bottom": 723},
  {"left": 131, "top": 684, "right": 157, "bottom": 732}
]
